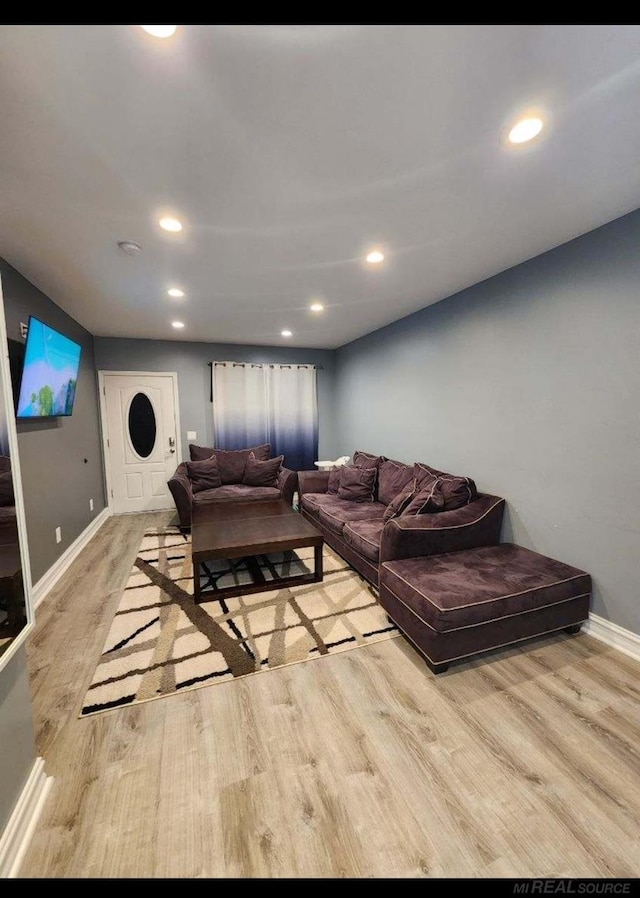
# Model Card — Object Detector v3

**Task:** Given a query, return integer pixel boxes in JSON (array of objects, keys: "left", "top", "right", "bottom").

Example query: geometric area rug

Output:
[{"left": 80, "top": 526, "right": 398, "bottom": 717}]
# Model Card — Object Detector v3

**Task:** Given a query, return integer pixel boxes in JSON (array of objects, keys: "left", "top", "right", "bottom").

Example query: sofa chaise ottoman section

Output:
[{"left": 379, "top": 543, "right": 591, "bottom": 673}]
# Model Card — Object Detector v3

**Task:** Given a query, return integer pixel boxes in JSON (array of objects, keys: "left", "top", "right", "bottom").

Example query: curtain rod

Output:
[{"left": 208, "top": 362, "right": 324, "bottom": 370}]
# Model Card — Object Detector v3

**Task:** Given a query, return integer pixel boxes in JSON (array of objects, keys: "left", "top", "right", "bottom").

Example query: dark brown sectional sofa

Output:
[
  {"left": 299, "top": 450, "right": 591, "bottom": 672},
  {"left": 298, "top": 451, "right": 505, "bottom": 588}
]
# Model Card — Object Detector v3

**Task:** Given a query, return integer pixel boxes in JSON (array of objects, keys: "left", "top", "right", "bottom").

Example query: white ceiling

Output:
[{"left": 1, "top": 24, "right": 640, "bottom": 349}]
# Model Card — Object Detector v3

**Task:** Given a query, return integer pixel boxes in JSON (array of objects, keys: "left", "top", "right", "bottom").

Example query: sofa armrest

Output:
[
  {"left": 380, "top": 494, "right": 505, "bottom": 564},
  {"left": 297, "top": 470, "right": 330, "bottom": 497},
  {"left": 277, "top": 467, "right": 298, "bottom": 506},
  {"left": 167, "top": 463, "right": 193, "bottom": 530}
]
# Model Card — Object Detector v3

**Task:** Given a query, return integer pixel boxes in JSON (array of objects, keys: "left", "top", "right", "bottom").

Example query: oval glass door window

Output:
[{"left": 128, "top": 393, "right": 157, "bottom": 459}]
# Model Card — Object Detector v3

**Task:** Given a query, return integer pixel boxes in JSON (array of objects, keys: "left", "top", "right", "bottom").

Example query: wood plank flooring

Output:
[{"left": 17, "top": 511, "right": 640, "bottom": 878}]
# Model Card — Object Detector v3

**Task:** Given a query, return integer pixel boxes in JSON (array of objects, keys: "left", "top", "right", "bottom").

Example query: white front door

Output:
[{"left": 101, "top": 373, "right": 180, "bottom": 514}]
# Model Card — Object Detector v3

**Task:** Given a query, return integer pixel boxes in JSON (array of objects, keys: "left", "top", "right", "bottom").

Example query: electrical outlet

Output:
[
  {"left": 187, "top": 431, "right": 197, "bottom": 441},
  {"left": 20, "top": 321, "right": 29, "bottom": 339},
  {"left": 89, "top": 499, "right": 94, "bottom": 512},
  {"left": 55, "top": 526, "right": 62, "bottom": 544}
]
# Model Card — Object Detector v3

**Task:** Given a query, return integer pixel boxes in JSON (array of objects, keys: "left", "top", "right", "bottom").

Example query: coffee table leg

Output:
[
  {"left": 314, "top": 543, "right": 323, "bottom": 582},
  {"left": 193, "top": 559, "right": 201, "bottom": 603}
]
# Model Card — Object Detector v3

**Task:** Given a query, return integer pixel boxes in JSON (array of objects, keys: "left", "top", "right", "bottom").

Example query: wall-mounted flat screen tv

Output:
[{"left": 16, "top": 317, "right": 82, "bottom": 418}]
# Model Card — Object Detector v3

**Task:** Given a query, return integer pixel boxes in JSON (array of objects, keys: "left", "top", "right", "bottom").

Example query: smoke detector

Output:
[{"left": 118, "top": 241, "right": 142, "bottom": 256}]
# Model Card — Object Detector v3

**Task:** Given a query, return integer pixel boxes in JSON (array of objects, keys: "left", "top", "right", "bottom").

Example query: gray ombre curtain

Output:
[
  {"left": 212, "top": 362, "right": 267, "bottom": 450},
  {"left": 266, "top": 364, "right": 318, "bottom": 471},
  {"left": 212, "top": 362, "right": 318, "bottom": 471}
]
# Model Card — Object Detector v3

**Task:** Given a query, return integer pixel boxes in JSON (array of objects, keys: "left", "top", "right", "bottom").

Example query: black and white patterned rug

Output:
[{"left": 80, "top": 527, "right": 398, "bottom": 717}]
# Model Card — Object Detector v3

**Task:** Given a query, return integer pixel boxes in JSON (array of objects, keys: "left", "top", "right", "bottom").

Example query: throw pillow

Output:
[
  {"left": 189, "top": 443, "right": 271, "bottom": 483},
  {"left": 438, "top": 475, "right": 478, "bottom": 510},
  {"left": 185, "top": 457, "right": 222, "bottom": 493},
  {"left": 382, "top": 478, "right": 417, "bottom": 522},
  {"left": 0, "top": 471, "right": 14, "bottom": 507},
  {"left": 337, "top": 465, "right": 376, "bottom": 503},
  {"left": 403, "top": 472, "right": 446, "bottom": 515},
  {"left": 243, "top": 454, "right": 284, "bottom": 488},
  {"left": 327, "top": 469, "right": 341, "bottom": 493}
]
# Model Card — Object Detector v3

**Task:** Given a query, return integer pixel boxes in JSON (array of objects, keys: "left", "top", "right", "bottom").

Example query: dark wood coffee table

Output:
[{"left": 191, "top": 500, "right": 324, "bottom": 604}]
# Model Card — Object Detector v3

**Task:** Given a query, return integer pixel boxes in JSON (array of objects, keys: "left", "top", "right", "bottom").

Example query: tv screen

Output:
[{"left": 16, "top": 317, "right": 82, "bottom": 418}]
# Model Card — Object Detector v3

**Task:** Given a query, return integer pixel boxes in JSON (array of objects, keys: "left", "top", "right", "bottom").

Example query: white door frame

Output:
[{"left": 98, "top": 371, "right": 182, "bottom": 514}]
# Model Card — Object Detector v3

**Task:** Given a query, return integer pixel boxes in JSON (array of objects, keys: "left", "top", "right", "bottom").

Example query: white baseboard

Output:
[
  {"left": 0, "top": 758, "right": 52, "bottom": 878},
  {"left": 584, "top": 613, "right": 640, "bottom": 663},
  {"left": 32, "top": 507, "right": 111, "bottom": 609}
]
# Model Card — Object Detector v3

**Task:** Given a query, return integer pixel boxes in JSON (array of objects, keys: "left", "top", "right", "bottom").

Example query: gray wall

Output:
[
  {"left": 0, "top": 647, "right": 36, "bottom": 830},
  {"left": 1, "top": 261, "right": 107, "bottom": 584},
  {"left": 336, "top": 209, "right": 640, "bottom": 635},
  {"left": 94, "top": 338, "right": 337, "bottom": 464}
]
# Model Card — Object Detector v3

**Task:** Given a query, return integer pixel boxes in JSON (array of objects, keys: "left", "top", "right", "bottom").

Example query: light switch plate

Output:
[{"left": 187, "top": 431, "right": 197, "bottom": 441}]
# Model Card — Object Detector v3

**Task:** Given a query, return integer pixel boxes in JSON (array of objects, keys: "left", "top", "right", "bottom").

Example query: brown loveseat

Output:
[
  {"left": 298, "top": 450, "right": 505, "bottom": 587},
  {"left": 168, "top": 442, "right": 298, "bottom": 531}
]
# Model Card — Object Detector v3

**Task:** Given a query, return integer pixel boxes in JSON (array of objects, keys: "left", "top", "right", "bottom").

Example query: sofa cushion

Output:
[
  {"left": 380, "top": 543, "right": 592, "bottom": 632},
  {"left": 404, "top": 472, "right": 446, "bottom": 515},
  {"left": 337, "top": 465, "right": 376, "bottom": 502},
  {"left": 185, "top": 457, "right": 222, "bottom": 493},
  {"left": 352, "top": 450, "right": 385, "bottom": 470},
  {"left": 192, "top": 484, "right": 280, "bottom": 505},
  {"left": 414, "top": 461, "right": 447, "bottom": 482},
  {"left": 343, "top": 520, "right": 385, "bottom": 562},
  {"left": 378, "top": 458, "right": 413, "bottom": 506},
  {"left": 0, "top": 472, "right": 14, "bottom": 508},
  {"left": 301, "top": 492, "right": 339, "bottom": 517},
  {"left": 189, "top": 441, "right": 271, "bottom": 462},
  {"left": 383, "top": 478, "right": 418, "bottom": 522},
  {"left": 243, "top": 454, "right": 283, "bottom": 488},
  {"left": 188, "top": 443, "right": 271, "bottom": 483},
  {"left": 319, "top": 499, "right": 387, "bottom": 535}
]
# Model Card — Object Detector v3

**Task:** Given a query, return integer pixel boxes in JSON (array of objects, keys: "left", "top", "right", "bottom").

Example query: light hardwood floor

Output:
[{"left": 17, "top": 511, "right": 640, "bottom": 878}]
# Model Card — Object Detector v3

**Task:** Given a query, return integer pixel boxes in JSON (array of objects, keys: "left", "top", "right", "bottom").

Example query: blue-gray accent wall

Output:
[
  {"left": 94, "top": 338, "right": 337, "bottom": 464},
  {"left": 0, "top": 261, "right": 107, "bottom": 585},
  {"left": 335, "top": 209, "right": 640, "bottom": 634}
]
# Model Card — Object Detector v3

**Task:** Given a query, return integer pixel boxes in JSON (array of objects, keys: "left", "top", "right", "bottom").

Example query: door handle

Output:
[{"left": 169, "top": 436, "right": 176, "bottom": 454}]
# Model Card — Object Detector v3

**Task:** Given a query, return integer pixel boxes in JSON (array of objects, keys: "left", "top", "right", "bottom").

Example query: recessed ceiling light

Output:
[
  {"left": 281, "top": 330, "right": 293, "bottom": 338},
  {"left": 140, "top": 25, "right": 178, "bottom": 38},
  {"left": 159, "top": 216, "right": 183, "bottom": 233},
  {"left": 508, "top": 117, "right": 544, "bottom": 145},
  {"left": 168, "top": 288, "right": 185, "bottom": 298},
  {"left": 310, "top": 303, "right": 324, "bottom": 313},
  {"left": 366, "top": 250, "right": 385, "bottom": 264},
  {"left": 172, "top": 321, "right": 185, "bottom": 329}
]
